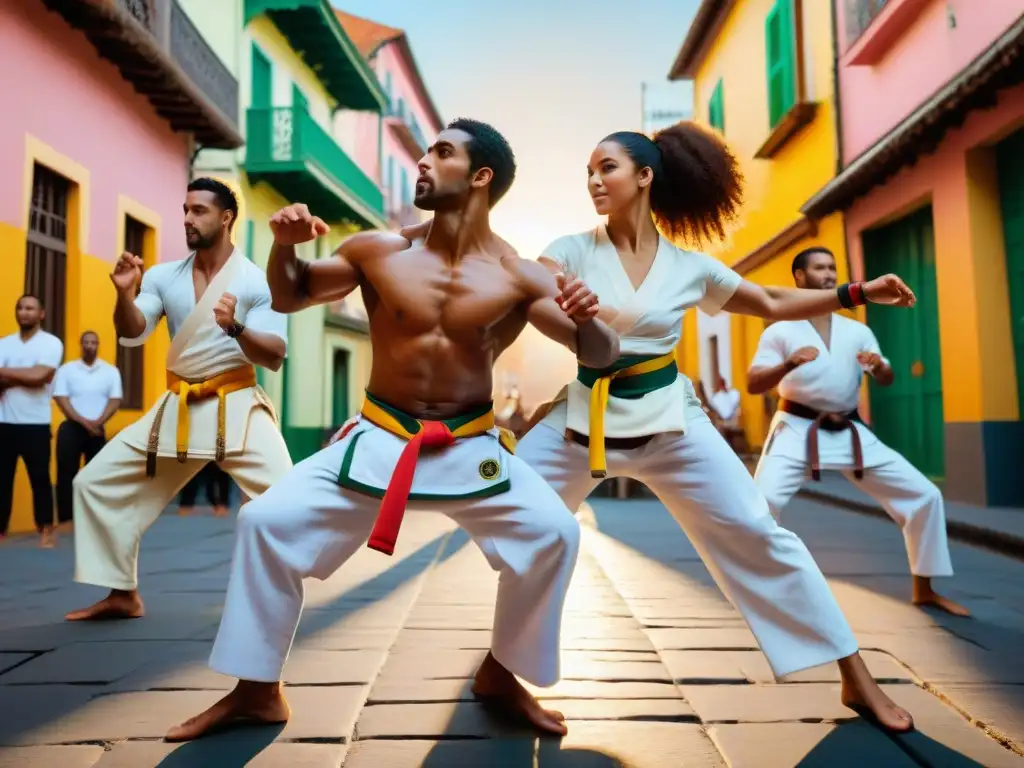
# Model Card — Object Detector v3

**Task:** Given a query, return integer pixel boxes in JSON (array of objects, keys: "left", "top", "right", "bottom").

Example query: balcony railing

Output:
[
  {"left": 845, "top": 0, "right": 891, "bottom": 46},
  {"left": 170, "top": 2, "right": 239, "bottom": 126},
  {"left": 246, "top": 106, "right": 385, "bottom": 226},
  {"left": 41, "top": 0, "right": 241, "bottom": 147},
  {"left": 118, "top": 0, "right": 154, "bottom": 31}
]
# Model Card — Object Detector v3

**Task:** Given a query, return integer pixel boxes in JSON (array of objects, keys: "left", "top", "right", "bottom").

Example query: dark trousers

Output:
[
  {"left": 179, "top": 463, "right": 232, "bottom": 508},
  {"left": 56, "top": 420, "right": 106, "bottom": 525},
  {"left": 0, "top": 423, "right": 53, "bottom": 533}
]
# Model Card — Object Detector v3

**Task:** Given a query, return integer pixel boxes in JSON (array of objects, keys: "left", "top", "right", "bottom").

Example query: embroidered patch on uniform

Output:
[{"left": 478, "top": 458, "right": 500, "bottom": 481}]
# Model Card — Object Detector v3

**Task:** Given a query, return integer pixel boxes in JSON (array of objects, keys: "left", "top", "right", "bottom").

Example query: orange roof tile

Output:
[{"left": 334, "top": 8, "right": 402, "bottom": 58}]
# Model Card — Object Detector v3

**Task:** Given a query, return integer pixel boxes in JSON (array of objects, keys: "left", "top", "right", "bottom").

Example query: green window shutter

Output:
[
  {"left": 251, "top": 44, "right": 271, "bottom": 110},
  {"left": 708, "top": 79, "right": 725, "bottom": 133},
  {"left": 765, "top": 0, "right": 797, "bottom": 129}
]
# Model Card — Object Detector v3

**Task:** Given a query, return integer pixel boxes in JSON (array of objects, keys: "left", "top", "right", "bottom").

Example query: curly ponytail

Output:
[{"left": 644, "top": 122, "right": 743, "bottom": 247}]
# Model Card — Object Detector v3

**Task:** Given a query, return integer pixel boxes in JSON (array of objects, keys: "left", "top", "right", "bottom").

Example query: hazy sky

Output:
[{"left": 333, "top": 0, "right": 700, "bottom": 258}]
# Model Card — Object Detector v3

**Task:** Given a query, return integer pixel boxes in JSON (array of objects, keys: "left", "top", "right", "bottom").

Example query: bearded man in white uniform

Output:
[
  {"left": 65, "top": 178, "right": 293, "bottom": 622},
  {"left": 750, "top": 247, "right": 966, "bottom": 616}
]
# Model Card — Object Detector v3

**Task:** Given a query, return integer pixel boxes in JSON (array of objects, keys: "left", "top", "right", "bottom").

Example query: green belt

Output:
[{"left": 576, "top": 354, "right": 679, "bottom": 399}]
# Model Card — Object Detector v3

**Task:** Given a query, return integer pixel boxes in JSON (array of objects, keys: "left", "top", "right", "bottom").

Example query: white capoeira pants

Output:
[
  {"left": 754, "top": 444, "right": 953, "bottom": 578},
  {"left": 207, "top": 427, "right": 581, "bottom": 688},
  {"left": 73, "top": 408, "right": 292, "bottom": 591},
  {"left": 517, "top": 410, "right": 859, "bottom": 679}
]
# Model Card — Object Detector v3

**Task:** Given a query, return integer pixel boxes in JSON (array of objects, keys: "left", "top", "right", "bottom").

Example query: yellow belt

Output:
[
  {"left": 360, "top": 397, "right": 517, "bottom": 453},
  {"left": 145, "top": 365, "right": 257, "bottom": 477},
  {"left": 587, "top": 351, "right": 676, "bottom": 478}
]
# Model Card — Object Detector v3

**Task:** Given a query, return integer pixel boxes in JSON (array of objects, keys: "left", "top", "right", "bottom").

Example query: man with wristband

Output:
[
  {"left": 65, "top": 178, "right": 292, "bottom": 623},
  {"left": 748, "top": 247, "right": 965, "bottom": 616}
]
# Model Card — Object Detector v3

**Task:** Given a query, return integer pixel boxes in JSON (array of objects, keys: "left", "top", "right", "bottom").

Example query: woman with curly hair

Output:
[{"left": 516, "top": 122, "right": 918, "bottom": 732}]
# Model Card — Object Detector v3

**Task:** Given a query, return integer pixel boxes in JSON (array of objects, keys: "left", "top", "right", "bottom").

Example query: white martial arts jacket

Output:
[
  {"left": 115, "top": 249, "right": 286, "bottom": 459},
  {"left": 537, "top": 224, "right": 741, "bottom": 438},
  {"left": 752, "top": 315, "right": 889, "bottom": 468}
]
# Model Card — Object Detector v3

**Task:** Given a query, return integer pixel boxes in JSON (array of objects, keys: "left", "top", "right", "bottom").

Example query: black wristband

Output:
[
  {"left": 837, "top": 283, "right": 854, "bottom": 309},
  {"left": 227, "top": 321, "right": 245, "bottom": 339}
]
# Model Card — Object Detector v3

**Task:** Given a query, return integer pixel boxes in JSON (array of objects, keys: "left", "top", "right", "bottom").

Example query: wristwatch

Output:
[{"left": 226, "top": 321, "right": 245, "bottom": 339}]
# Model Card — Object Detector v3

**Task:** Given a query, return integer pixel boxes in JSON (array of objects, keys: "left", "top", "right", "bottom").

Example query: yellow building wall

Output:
[
  {"left": 0, "top": 239, "right": 170, "bottom": 535},
  {"left": 684, "top": 0, "right": 850, "bottom": 448},
  {"left": 2, "top": 136, "right": 171, "bottom": 534}
]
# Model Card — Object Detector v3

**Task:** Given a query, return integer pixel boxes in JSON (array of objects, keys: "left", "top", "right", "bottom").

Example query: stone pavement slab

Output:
[
  {"left": 883, "top": 684, "right": 1024, "bottom": 767},
  {"left": 0, "top": 745, "right": 105, "bottom": 768},
  {"left": 0, "top": 653, "right": 32, "bottom": 675},
  {"left": 708, "top": 721, "right": 919, "bottom": 768},
  {"left": 0, "top": 640, "right": 183, "bottom": 684},
  {"left": 93, "top": 740, "right": 348, "bottom": 768},
  {"left": 345, "top": 722, "right": 724, "bottom": 768},
  {"left": 2, "top": 686, "right": 367, "bottom": 746},
  {"left": 355, "top": 701, "right": 535, "bottom": 739},
  {"left": 659, "top": 649, "right": 911, "bottom": 684},
  {"left": 938, "top": 684, "right": 1024, "bottom": 750}
]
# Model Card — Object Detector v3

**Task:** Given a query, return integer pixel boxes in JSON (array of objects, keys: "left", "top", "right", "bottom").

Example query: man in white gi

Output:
[
  {"left": 749, "top": 247, "right": 967, "bottom": 616},
  {"left": 0, "top": 294, "right": 64, "bottom": 546},
  {"left": 65, "top": 178, "right": 293, "bottom": 622},
  {"left": 167, "top": 118, "right": 618, "bottom": 741},
  {"left": 53, "top": 330, "right": 122, "bottom": 531}
]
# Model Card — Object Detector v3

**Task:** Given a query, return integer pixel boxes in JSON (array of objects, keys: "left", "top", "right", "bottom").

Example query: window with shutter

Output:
[
  {"left": 708, "top": 79, "right": 725, "bottom": 133},
  {"left": 765, "top": 0, "right": 797, "bottom": 129},
  {"left": 25, "top": 164, "right": 70, "bottom": 342}
]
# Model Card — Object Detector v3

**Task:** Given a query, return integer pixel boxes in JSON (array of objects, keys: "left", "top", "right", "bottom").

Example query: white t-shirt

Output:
[
  {"left": 0, "top": 330, "right": 65, "bottom": 425},
  {"left": 52, "top": 359, "right": 123, "bottom": 421},
  {"left": 710, "top": 388, "right": 741, "bottom": 421}
]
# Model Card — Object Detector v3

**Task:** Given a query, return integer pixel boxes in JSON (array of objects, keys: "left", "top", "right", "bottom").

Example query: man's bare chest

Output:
[{"left": 364, "top": 252, "right": 522, "bottom": 335}]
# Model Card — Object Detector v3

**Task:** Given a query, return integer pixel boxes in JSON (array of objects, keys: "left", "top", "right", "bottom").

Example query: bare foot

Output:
[
  {"left": 213, "top": 505, "right": 229, "bottom": 518},
  {"left": 39, "top": 527, "right": 55, "bottom": 548},
  {"left": 838, "top": 653, "right": 914, "bottom": 732},
  {"left": 912, "top": 578, "right": 970, "bottom": 616},
  {"left": 166, "top": 681, "right": 290, "bottom": 741},
  {"left": 178, "top": 506, "right": 194, "bottom": 517},
  {"left": 472, "top": 652, "right": 567, "bottom": 735},
  {"left": 65, "top": 589, "right": 145, "bottom": 621}
]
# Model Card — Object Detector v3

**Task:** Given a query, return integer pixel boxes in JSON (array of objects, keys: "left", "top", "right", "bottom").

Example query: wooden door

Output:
[{"left": 863, "top": 206, "right": 945, "bottom": 479}]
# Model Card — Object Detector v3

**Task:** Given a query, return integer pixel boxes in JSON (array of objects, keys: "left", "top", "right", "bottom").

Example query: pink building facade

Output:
[
  {"left": 0, "top": 0, "right": 239, "bottom": 533},
  {"left": 803, "top": 0, "right": 1024, "bottom": 506},
  {"left": 335, "top": 10, "right": 444, "bottom": 229}
]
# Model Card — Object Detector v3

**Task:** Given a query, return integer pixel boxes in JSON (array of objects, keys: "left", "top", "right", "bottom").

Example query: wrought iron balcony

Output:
[
  {"left": 41, "top": 0, "right": 241, "bottom": 148},
  {"left": 245, "top": 106, "right": 385, "bottom": 230},
  {"left": 844, "top": 0, "right": 891, "bottom": 46}
]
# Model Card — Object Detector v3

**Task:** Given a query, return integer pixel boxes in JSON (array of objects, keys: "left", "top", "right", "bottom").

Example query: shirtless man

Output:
[{"left": 167, "top": 118, "right": 619, "bottom": 741}]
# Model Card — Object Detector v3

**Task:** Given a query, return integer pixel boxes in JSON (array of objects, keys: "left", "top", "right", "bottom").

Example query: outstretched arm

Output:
[
  {"left": 723, "top": 275, "right": 915, "bottom": 321},
  {"left": 266, "top": 203, "right": 366, "bottom": 314},
  {"left": 516, "top": 259, "right": 619, "bottom": 368}
]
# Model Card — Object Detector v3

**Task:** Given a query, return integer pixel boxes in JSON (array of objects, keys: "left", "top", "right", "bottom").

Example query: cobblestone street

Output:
[{"left": 2, "top": 492, "right": 1024, "bottom": 767}]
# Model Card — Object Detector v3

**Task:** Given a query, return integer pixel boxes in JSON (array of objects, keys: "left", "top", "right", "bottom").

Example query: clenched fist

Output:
[
  {"left": 856, "top": 351, "right": 884, "bottom": 372},
  {"left": 213, "top": 292, "right": 238, "bottom": 332},
  {"left": 111, "top": 251, "right": 144, "bottom": 294},
  {"left": 270, "top": 203, "right": 330, "bottom": 246},
  {"left": 555, "top": 272, "right": 600, "bottom": 325},
  {"left": 864, "top": 274, "right": 916, "bottom": 307},
  {"left": 786, "top": 346, "right": 819, "bottom": 369}
]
